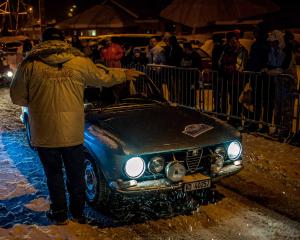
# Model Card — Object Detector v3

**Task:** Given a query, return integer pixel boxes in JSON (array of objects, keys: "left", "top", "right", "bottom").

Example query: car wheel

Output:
[
  {"left": 24, "top": 116, "right": 34, "bottom": 149},
  {"left": 84, "top": 151, "right": 109, "bottom": 209}
]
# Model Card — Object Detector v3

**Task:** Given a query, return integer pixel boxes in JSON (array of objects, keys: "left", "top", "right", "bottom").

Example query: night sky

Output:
[{"left": 25, "top": 0, "right": 300, "bottom": 27}]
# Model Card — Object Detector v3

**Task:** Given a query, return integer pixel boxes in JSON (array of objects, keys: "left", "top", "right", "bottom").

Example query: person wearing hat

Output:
[{"left": 10, "top": 27, "right": 142, "bottom": 225}]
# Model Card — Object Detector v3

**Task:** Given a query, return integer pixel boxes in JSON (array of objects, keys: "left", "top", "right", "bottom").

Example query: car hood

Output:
[{"left": 85, "top": 104, "right": 240, "bottom": 154}]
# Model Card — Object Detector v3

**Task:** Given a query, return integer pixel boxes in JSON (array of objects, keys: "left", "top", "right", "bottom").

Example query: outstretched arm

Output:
[{"left": 82, "top": 57, "right": 143, "bottom": 87}]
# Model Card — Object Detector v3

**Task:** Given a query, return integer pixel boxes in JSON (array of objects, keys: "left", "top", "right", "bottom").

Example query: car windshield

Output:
[{"left": 84, "top": 75, "right": 166, "bottom": 108}]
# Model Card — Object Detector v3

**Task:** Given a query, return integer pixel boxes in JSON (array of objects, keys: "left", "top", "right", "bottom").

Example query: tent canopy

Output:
[
  {"left": 57, "top": 4, "right": 136, "bottom": 29},
  {"left": 160, "top": 0, "right": 280, "bottom": 28}
]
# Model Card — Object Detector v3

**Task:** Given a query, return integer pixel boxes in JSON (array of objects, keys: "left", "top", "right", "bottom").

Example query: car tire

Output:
[
  {"left": 24, "top": 115, "right": 35, "bottom": 150},
  {"left": 84, "top": 151, "right": 110, "bottom": 210}
]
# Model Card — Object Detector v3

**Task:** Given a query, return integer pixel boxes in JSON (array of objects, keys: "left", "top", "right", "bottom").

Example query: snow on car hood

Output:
[{"left": 85, "top": 104, "right": 240, "bottom": 154}]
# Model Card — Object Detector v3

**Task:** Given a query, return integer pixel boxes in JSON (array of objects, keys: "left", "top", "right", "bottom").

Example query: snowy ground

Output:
[{"left": 0, "top": 87, "right": 300, "bottom": 240}]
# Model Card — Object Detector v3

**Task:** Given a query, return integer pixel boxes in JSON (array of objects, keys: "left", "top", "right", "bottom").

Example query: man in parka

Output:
[{"left": 10, "top": 27, "right": 141, "bottom": 224}]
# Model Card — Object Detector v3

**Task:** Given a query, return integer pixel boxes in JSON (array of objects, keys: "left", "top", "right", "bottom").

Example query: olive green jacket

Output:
[{"left": 10, "top": 40, "right": 126, "bottom": 147}]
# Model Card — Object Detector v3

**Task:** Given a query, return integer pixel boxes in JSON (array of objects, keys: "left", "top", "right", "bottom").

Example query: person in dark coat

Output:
[
  {"left": 243, "top": 24, "right": 270, "bottom": 132},
  {"left": 181, "top": 42, "right": 203, "bottom": 69},
  {"left": 282, "top": 31, "right": 297, "bottom": 80},
  {"left": 165, "top": 35, "right": 183, "bottom": 67},
  {"left": 218, "top": 31, "right": 248, "bottom": 127},
  {"left": 180, "top": 42, "right": 203, "bottom": 106},
  {"left": 211, "top": 34, "right": 225, "bottom": 117},
  {"left": 211, "top": 34, "right": 224, "bottom": 71},
  {"left": 247, "top": 25, "right": 269, "bottom": 72},
  {"left": 22, "top": 38, "right": 33, "bottom": 55},
  {"left": 131, "top": 47, "right": 148, "bottom": 65},
  {"left": 71, "top": 34, "right": 83, "bottom": 51}
]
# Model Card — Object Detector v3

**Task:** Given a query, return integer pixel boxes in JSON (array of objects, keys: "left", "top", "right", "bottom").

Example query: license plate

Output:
[{"left": 183, "top": 179, "right": 211, "bottom": 192}]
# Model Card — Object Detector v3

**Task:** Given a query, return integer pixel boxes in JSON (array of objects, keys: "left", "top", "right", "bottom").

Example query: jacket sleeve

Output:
[
  {"left": 81, "top": 57, "right": 127, "bottom": 87},
  {"left": 10, "top": 62, "right": 31, "bottom": 106}
]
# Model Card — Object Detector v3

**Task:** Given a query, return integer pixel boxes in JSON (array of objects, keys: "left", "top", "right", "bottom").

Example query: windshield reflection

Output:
[{"left": 84, "top": 76, "right": 166, "bottom": 108}]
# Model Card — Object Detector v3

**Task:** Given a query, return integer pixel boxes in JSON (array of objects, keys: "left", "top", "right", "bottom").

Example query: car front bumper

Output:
[{"left": 109, "top": 162, "right": 243, "bottom": 194}]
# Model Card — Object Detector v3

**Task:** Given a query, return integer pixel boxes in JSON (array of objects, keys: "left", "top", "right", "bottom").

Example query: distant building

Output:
[{"left": 56, "top": 0, "right": 171, "bottom": 36}]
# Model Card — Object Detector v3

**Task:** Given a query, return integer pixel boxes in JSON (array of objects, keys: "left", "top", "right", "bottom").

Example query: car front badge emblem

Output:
[
  {"left": 192, "top": 149, "right": 198, "bottom": 156},
  {"left": 182, "top": 124, "right": 214, "bottom": 138}
]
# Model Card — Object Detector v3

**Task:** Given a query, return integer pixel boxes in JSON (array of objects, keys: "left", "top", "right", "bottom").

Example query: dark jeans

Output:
[
  {"left": 215, "top": 72, "right": 243, "bottom": 121},
  {"left": 37, "top": 144, "right": 85, "bottom": 218},
  {"left": 243, "top": 73, "right": 276, "bottom": 126},
  {"left": 212, "top": 71, "right": 227, "bottom": 114}
]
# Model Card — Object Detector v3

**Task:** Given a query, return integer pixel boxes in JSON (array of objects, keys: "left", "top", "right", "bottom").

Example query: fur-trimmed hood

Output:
[{"left": 24, "top": 40, "right": 86, "bottom": 66}]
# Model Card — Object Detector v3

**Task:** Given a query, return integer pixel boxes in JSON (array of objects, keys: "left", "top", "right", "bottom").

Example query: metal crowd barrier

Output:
[{"left": 123, "top": 64, "right": 300, "bottom": 139}]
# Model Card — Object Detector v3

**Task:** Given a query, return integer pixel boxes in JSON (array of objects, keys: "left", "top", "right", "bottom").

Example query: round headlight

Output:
[
  {"left": 124, "top": 157, "right": 145, "bottom": 179},
  {"left": 211, "top": 147, "right": 226, "bottom": 174},
  {"left": 6, "top": 70, "right": 13, "bottom": 78},
  {"left": 227, "top": 141, "right": 242, "bottom": 160},
  {"left": 165, "top": 162, "right": 186, "bottom": 182},
  {"left": 148, "top": 156, "right": 164, "bottom": 174}
]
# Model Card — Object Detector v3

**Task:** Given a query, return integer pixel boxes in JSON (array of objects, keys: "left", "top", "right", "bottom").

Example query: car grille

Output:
[
  {"left": 186, "top": 148, "right": 204, "bottom": 173},
  {"left": 142, "top": 147, "right": 212, "bottom": 179},
  {"left": 171, "top": 148, "right": 211, "bottom": 174}
]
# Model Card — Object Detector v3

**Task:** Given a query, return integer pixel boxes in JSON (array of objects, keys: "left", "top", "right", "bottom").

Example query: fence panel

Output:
[{"left": 123, "top": 64, "right": 299, "bottom": 137}]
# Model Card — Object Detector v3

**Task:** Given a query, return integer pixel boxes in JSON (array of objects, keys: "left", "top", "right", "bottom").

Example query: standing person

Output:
[
  {"left": 120, "top": 43, "right": 133, "bottom": 66},
  {"left": 266, "top": 30, "right": 286, "bottom": 136},
  {"left": 267, "top": 30, "right": 295, "bottom": 138},
  {"left": 10, "top": 27, "right": 142, "bottom": 225},
  {"left": 243, "top": 23, "right": 270, "bottom": 132},
  {"left": 282, "top": 31, "right": 298, "bottom": 81},
  {"left": 81, "top": 40, "right": 93, "bottom": 58},
  {"left": 71, "top": 34, "right": 83, "bottom": 51},
  {"left": 211, "top": 34, "right": 224, "bottom": 71},
  {"left": 219, "top": 31, "right": 248, "bottom": 127},
  {"left": 90, "top": 43, "right": 101, "bottom": 63},
  {"left": 22, "top": 38, "right": 33, "bottom": 56},
  {"left": 164, "top": 35, "right": 183, "bottom": 67},
  {"left": 211, "top": 34, "right": 225, "bottom": 116},
  {"left": 131, "top": 47, "right": 148, "bottom": 65},
  {"left": 181, "top": 42, "right": 203, "bottom": 69},
  {"left": 180, "top": 42, "right": 203, "bottom": 106},
  {"left": 100, "top": 38, "right": 124, "bottom": 68},
  {"left": 146, "top": 36, "right": 166, "bottom": 65}
]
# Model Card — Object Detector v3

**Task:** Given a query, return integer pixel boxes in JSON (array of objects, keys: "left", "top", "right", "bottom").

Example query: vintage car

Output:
[{"left": 22, "top": 74, "right": 243, "bottom": 215}]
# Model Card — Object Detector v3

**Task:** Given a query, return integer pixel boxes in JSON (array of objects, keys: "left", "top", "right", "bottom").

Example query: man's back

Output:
[{"left": 11, "top": 40, "right": 126, "bottom": 147}]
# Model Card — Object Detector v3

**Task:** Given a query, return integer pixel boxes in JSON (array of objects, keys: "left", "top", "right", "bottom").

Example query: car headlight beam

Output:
[
  {"left": 124, "top": 157, "right": 145, "bottom": 179},
  {"left": 227, "top": 141, "right": 242, "bottom": 160},
  {"left": 6, "top": 70, "right": 13, "bottom": 78}
]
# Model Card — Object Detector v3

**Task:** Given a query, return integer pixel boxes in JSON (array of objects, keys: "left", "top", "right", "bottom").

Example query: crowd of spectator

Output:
[
  {"left": 70, "top": 33, "right": 204, "bottom": 70},
  {"left": 69, "top": 27, "right": 299, "bottom": 143},
  {"left": 213, "top": 26, "right": 299, "bottom": 141}
]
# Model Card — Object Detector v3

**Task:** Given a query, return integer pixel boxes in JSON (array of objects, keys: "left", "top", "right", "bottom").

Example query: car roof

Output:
[{"left": 0, "top": 35, "right": 29, "bottom": 43}]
